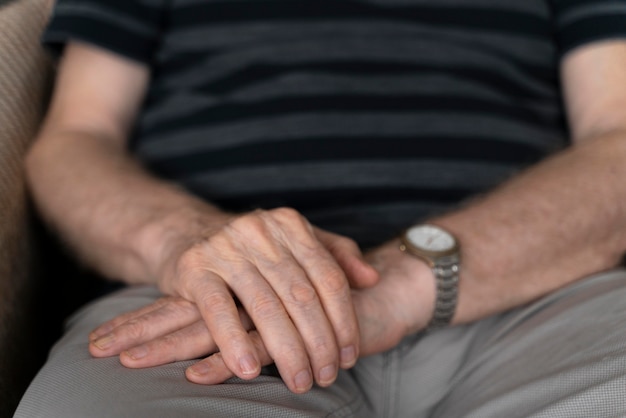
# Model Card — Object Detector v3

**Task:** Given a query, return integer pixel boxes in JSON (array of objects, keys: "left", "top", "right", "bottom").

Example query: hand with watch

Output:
[{"left": 83, "top": 223, "right": 461, "bottom": 383}]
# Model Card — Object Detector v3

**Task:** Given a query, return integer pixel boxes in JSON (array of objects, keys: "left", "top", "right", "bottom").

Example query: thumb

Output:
[{"left": 314, "top": 228, "right": 379, "bottom": 288}]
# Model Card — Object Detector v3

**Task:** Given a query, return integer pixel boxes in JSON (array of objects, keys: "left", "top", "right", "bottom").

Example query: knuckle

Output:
[
  {"left": 199, "top": 291, "right": 233, "bottom": 311},
  {"left": 122, "top": 317, "right": 149, "bottom": 340},
  {"left": 249, "top": 293, "right": 283, "bottom": 321},
  {"left": 270, "top": 207, "right": 313, "bottom": 232},
  {"left": 335, "top": 322, "right": 359, "bottom": 344},
  {"left": 226, "top": 214, "right": 279, "bottom": 255},
  {"left": 318, "top": 268, "right": 349, "bottom": 295},
  {"left": 309, "top": 335, "right": 336, "bottom": 355},
  {"left": 258, "top": 249, "right": 286, "bottom": 268},
  {"left": 159, "top": 333, "right": 181, "bottom": 351},
  {"left": 288, "top": 282, "right": 319, "bottom": 306},
  {"left": 277, "top": 341, "right": 309, "bottom": 364},
  {"left": 229, "top": 213, "right": 291, "bottom": 265},
  {"left": 230, "top": 212, "right": 267, "bottom": 236},
  {"left": 204, "top": 232, "right": 231, "bottom": 252},
  {"left": 339, "top": 320, "right": 358, "bottom": 337},
  {"left": 271, "top": 207, "right": 301, "bottom": 222}
]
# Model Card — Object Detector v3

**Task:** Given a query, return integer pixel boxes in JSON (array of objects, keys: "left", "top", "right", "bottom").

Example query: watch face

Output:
[{"left": 406, "top": 225, "right": 456, "bottom": 252}]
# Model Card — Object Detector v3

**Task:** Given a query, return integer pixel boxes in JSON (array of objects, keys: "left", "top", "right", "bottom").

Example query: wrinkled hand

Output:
[
  {"left": 89, "top": 240, "right": 434, "bottom": 388},
  {"left": 90, "top": 207, "right": 378, "bottom": 393}
]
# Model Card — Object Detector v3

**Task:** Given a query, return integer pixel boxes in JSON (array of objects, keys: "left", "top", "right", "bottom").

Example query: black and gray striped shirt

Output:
[{"left": 44, "top": 0, "right": 626, "bottom": 248}]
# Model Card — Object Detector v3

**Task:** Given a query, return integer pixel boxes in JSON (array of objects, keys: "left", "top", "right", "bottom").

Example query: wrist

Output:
[
  {"left": 132, "top": 198, "right": 233, "bottom": 286},
  {"left": 396, "top": 242, "right": 437, "bottom": 335},
  {"left": 371, "top": 240, "right": 437, "bottom": 336}
]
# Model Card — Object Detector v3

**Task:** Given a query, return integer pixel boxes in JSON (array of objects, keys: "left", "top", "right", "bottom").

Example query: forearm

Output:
[
  {"left": 25, "top": 129, "right": 231, "bottom": 285},
  {"left": 434, "top": 132, "right": 626, "bottom": 324}
]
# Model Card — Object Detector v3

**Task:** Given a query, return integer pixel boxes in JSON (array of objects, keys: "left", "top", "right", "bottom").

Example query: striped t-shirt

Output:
[{"left": 43, "top": 0, "right": 626, "bottom": 248}]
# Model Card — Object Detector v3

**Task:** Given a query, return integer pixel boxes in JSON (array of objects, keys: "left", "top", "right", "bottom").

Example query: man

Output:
[{"left": 15, "top": 0, "right": 626, "bottom": 416}]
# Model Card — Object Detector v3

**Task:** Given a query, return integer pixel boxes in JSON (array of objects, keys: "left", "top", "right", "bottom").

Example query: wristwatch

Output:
[{"left": 400, "top": 224, "right": 461, "bottom": 329}]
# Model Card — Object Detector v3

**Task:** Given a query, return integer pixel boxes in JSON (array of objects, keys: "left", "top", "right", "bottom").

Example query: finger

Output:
[
  {"left": 89, "top": 296, "right": 172, "bottom": 342},
  {"left": 120, "top": 308, "right": 255, "bottom": 368},
  {"left": 89, "top": 298, "right": 202, "bottom": 357},
  {"left": 315, "top": 228, "right": 379, "bottom": 289},
  {"left": 187, "top": 331, "right": 273, "bottom": 387},
  {"left": 252, "top": 252, "right": 339, "bottom": 388},
  {"left": 220, "top": 210, "right": 325, "bottom": 392},
  {"left": 285, "top": 230, "right": 361, "bottom": 371},
  {"left": 190, "top": 276, "right": 262, "bottom": 382},
  {"left": 233, "top": 266, "right": 315, "bottom": 393},
  {"left": 120, "top": 320, "right": 216, "bottom": 368},
  {"left": 257, "top": 209, "right": 355, "bottom": 381}
]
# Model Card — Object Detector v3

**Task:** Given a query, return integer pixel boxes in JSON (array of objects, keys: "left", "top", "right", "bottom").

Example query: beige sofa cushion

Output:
[{"left": 0, "top": 0, "right": 53, "bottom": 414}]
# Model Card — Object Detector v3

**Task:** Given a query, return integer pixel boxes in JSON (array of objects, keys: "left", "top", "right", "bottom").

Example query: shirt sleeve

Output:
[
  {"left": 42, "top": 0, "right": 168, "bottom": 65},
  {"left": 551, "top": 0, "right": 626, "bottom": 57}
]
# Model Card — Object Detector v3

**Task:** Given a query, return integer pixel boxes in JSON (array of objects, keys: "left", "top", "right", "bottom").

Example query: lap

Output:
[
  {"left": 15, "top": 270, "right": 626, "bottom": 417},
  {"left": 15, "top": 286, "right": 370, "bottom": 418},
  {"left": 355, "top": 269, "right": 626, "bottom": 417}
]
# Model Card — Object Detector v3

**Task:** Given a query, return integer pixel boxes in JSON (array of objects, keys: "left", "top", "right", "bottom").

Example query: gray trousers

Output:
[{"left": 15, "top": 270, "right": 626, "bottom": 417}]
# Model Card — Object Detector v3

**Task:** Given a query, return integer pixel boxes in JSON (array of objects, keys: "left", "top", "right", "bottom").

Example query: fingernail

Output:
[
  {"left": 319, "top": 365, "right": 336, "bottom": 385},
  {"left": 340, "top": 345, "right": 356, "bottom": 367},
  {"left": 239, "top": 354, "right": 259, "bottom": 376},
  {"left": 125, "top": 346, "right": 148, "bottom": 360},
  {"left": 189, "top": 362, "right": 210, "bottom": 376},
  {"left": 91, "top": 325, "right": 113, "bottom": 340},
  {"left": 93, "top": 334, "right": 115, "bottom": 350},
  {"left": 294, "top": 369, "right": 312, "bottom": 392}
]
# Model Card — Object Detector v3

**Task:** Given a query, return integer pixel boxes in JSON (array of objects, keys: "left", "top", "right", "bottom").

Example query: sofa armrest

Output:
[{"left": 0, "top": 0, "right": 53, "bottom": 414}]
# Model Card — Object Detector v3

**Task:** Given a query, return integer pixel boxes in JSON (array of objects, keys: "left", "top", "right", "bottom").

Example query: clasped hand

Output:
[{"left": 89, "top": 208, "right": 434, "bottom": 393}]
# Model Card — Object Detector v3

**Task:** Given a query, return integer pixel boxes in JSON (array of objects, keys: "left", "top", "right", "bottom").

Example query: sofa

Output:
[
  {"left": 0, "top": 1, "right": 133, "bottom": 414},
  {"left": 0, "top": 0, "right": 54, "bottom": 414}
]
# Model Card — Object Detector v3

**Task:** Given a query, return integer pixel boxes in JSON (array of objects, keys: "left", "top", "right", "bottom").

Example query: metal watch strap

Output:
[{"left": 427, "top": 253, "right": 460, "bottom": 329}]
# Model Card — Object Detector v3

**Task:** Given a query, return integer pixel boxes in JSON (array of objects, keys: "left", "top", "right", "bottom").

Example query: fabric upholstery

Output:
[{"left": 0, "top": 0, "right": 53, "bottom": 415}]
